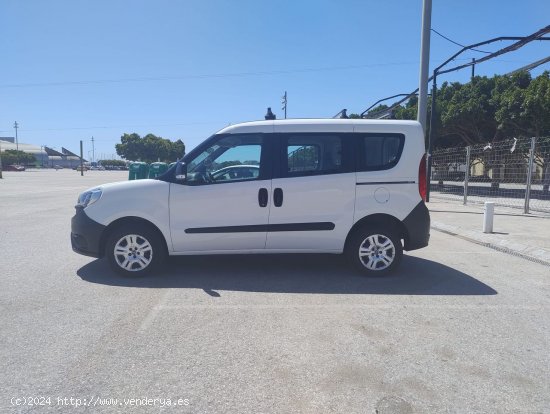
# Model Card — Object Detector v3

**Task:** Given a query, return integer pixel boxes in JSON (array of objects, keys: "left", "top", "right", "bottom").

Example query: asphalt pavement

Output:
[{"left": 1, "top": 170, "right": 549, "bottom": 413}]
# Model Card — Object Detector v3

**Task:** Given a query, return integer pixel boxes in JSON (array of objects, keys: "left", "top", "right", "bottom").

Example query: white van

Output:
[{"left": 71, "top": 119, "right": 430, "bottom": 277}]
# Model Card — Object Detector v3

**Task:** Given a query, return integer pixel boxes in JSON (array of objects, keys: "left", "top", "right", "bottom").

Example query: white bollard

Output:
[{"left": 483, "top": 201, "right": 494, "bottom": 233}]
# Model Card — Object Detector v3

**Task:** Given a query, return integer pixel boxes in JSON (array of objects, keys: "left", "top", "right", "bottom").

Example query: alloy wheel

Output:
[
  {"left": 358, "top": 234, "right": 396, "bottom": 271},
  {"left": 113, "top": 234, "right": 153, "bottom": 272}
]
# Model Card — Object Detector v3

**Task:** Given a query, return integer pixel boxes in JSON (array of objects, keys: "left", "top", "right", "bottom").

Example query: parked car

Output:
[
  {"left": 211, "top": 165, "right": 259, "bottom": 181},
  {"left": 432, "top": 170, "right": 465, "bottom": 182},
  {"left": 74, "top": 165, "right": 90, "bottom": 171},
  {"left": 71, "top": 119, "right": 430, "bottom": 277},
  {"left": 4, "top": 165, "right": 25, "bottom": 172},
  {"left": 469, "top": 174, "right": 492, "bottom": 182}
]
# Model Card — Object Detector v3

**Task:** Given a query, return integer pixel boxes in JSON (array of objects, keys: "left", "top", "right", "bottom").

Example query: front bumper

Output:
[
  {"left": 402, "top": 201, "right": 430, "bottom": 251},
  {"left": 71, "top": 207, "right": 106, "bottom": 258}
]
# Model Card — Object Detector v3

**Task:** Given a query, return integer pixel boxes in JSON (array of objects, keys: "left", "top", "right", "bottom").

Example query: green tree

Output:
[
  {"left": 493, "top": 71, "right": 550, "bottom": 191},
  {"left": 437, "top": 76, "right": 500, "bottom": 147},
  {"left": 365, "top": 104, "right": 390, "bottom": 118},
  {"left": 115, "top": 133, "right": 185, "bottom": 163},
  {"left": 115, "top": 133, "right": 142, "bottom": 161},
  {"left": 393, "top": 95, "right": 418, "bottom": 121},
  {"left": 436, "top": 76, "right": 513, "bottom": 188},
  {"left": 1, "top": 150, "right": 36, "bottom": 165},
  {"left": 99, "top": 159, "right": 127, "bottom": 167},
  {"left": 518, "top": 71, "right": 550, "bottom": 139},
  {"left": 493, "top": 71, "right": 532, "bottom": 137}
]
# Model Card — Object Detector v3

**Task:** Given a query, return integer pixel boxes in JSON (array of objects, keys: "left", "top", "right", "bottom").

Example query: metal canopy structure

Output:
[
  {"left": 425, "top": 25, "right": 550, "bottom": 201},
  {"left": 509, "top": 55, "right": 550, "bottom": 75},
  {"left": 355, "top": 26, "right": 550, "bottom": 122}
]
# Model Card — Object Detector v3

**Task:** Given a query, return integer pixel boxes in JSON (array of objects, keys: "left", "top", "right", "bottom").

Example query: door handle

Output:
[
  {"left": 258, "top": 188, "right": 268, "bottom": 207},
  {"left": 274, "top": 188, "right": 283, "bottom": 207}
]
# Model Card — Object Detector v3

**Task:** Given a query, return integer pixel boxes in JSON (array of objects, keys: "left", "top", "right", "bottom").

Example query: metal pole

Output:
[
  {"left": 464, "top": 146, "right": 471, "bottom": 205},
  {"left": 483, "top": 201, "right": 495, "bottom": 233},
  {"left": 91, "top": 136, "right": 95, "bottom": 164},
  {"left": 417, "top": 0, "right": 432, "bottom": 131},
  {"left": 14, "top": 121, "right": 19, "bottom": 151},
  {"left": 0, "top": 141, "right": 3, "bottom": 179},
  {"left": 80, "top": 140, "right": 84, "bottom": 177},
  {"left": 14, "top": 121, "right": 19, "bottom": 165},
  {"left": 284, "top": 91, "right": 287, "bottom": 119},
  {"left": 524, "top": 137, "right": 536, "bottom": 213},
  {"left": 426, "top": 71, "right": 437, "bottom": 202},
  {"left": 471, "top": 58, "right": 476, "bottom": 79}
]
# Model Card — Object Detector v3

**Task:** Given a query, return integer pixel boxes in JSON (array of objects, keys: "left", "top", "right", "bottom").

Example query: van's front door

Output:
[
  {"left": 169, "top": 134, "right": 272, "bottom": 253},
  {"left": 265, "top": 132, "right": 356, "bottom": 252}
]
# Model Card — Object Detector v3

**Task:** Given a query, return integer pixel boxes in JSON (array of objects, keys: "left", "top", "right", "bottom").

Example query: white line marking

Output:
[{"left": 138, "top": 290, "right": 172, "bottom": 332}]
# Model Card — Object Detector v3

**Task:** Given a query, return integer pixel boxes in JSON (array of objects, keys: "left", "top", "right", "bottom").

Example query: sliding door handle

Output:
[
  {"left": 258, "top": 188, "right": 268, "bottom": 207},
  {"left": 274, "top": 188, "right": 283, "bottom": 207}
]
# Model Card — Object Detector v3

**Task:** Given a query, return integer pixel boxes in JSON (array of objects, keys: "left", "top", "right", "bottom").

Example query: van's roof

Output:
[{"left": 217, "top": 118, "right": 422, "bottom": 135}]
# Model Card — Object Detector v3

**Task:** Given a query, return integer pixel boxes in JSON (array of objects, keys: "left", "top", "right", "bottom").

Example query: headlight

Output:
[{"left": 76, "top": 188, "right": 102, "bottom": 208}]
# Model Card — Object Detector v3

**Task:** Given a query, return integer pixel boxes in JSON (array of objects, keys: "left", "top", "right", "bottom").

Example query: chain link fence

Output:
[{"left": 429, "top": 137, "right": 550, "bottom": 214}]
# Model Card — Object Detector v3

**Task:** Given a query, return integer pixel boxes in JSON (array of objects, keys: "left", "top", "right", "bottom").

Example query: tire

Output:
[
  {"left": 105, "top": 223, "right": 166, "bottom": 277},
  {"left": 346, "top": 225, "right": 403, "bottom": 276}
]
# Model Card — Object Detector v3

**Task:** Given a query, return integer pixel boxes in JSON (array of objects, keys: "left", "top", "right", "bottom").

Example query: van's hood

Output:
[
  {"left": 82, "top": 179, "right": 171, "bottom": 230},
  {"left": 83, "top": 179, "right": 167, "bottom": 194}
]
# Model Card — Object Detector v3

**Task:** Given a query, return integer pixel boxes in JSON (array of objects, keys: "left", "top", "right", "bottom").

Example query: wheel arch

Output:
[
  {"left": 99, "top": 216, "right": 169, "bottom": 258},
  {"left": 345, "top": 213, "right": 409, "bottom": 251}
]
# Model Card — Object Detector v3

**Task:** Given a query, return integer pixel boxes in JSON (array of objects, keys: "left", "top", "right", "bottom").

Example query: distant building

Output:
[
  {"left": 0, "top": 138, "right": 48, "bottom": 166},
  {"left": 0, "top": 138, "right": 85, "bottom": 167},
  {"left": 44, "top": 146, "right": 86, "bottom": 168}
]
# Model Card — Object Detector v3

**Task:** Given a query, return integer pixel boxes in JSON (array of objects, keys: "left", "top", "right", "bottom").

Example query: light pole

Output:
[
  {"left": 0, "top": 140, "right": 3, "bottom": 179},
  {"left": 13, "top": 121, "right": 19, "bottom": 165},
  {"left": 91, "top": 136, "right": 95, "bottom": 164},
  {"left": 80, "top": 140, "right": 84, "bottom": 176},
  {"left": 14, "top": 121, "right": 19, "bottom": 151},
  {"left": 417, "top": 0, "right": 432, "bottom": 132}
]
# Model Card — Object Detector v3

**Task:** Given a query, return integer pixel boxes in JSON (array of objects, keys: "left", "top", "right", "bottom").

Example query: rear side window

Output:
[
  {"left": 284, "top": 135, "right": 343, "bottom": 177},
  {"left": 359, "top": 134, "right": 405, "bottom": 171}
]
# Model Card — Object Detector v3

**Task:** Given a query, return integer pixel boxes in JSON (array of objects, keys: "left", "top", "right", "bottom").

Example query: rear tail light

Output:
[{"left": 418, "top": 153, "right": 427, "bottom": 201}]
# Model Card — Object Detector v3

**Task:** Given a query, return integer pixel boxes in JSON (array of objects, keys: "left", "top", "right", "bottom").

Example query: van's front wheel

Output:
[
  {"left": 105, "top": 224, "right": 166, "bottom": 277},
  {"left": 346, "top": 226, "right": 403, "bottom": 275}
]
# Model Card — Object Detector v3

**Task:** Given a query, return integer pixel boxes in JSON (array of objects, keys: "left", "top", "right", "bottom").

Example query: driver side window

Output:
[{"left": 186, "top": 134, "right": 263, "bottom": 185}]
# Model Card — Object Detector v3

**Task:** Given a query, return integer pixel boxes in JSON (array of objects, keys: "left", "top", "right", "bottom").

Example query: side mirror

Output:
[{"left": 175, "top": 161, "right": 187, "bottom": 181}]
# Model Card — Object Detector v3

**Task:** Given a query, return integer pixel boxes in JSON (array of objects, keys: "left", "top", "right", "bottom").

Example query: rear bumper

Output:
[
  {"left": 402, "top": 201, "right": 430, "bottom": 251},
  {"left": 71, "top": 207, "right": 106, "bottom": 258}
]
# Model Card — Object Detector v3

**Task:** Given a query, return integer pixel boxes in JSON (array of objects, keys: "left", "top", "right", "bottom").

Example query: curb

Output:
[{"left": 431, "top": 221, "right": 550, "bottom": 267}]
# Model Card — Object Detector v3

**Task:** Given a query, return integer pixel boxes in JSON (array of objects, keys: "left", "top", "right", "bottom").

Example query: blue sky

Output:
[{"left": 1, "top": 0, "right": 549, "bottom": 160}]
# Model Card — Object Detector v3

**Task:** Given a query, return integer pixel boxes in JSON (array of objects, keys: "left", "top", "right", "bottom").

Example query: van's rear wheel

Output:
[
  {"left": 106, "top": 224, "right": 166, "bottom": 277},
  {"left": 346, "top": 225, "right": 403, "bottom": 275}
]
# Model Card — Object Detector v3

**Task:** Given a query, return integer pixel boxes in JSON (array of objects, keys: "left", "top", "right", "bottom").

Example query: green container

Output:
[
  {"left": 148, "top": 162, "right": 169, "bottom": 178},
  {"left": 128, "top": 162, "right": 149, "bottom": 180}
]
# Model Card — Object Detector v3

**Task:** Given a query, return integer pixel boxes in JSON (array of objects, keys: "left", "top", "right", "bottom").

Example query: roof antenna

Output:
[{"left": 265, "top": 107, "right": 276, "bottom": 120}]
